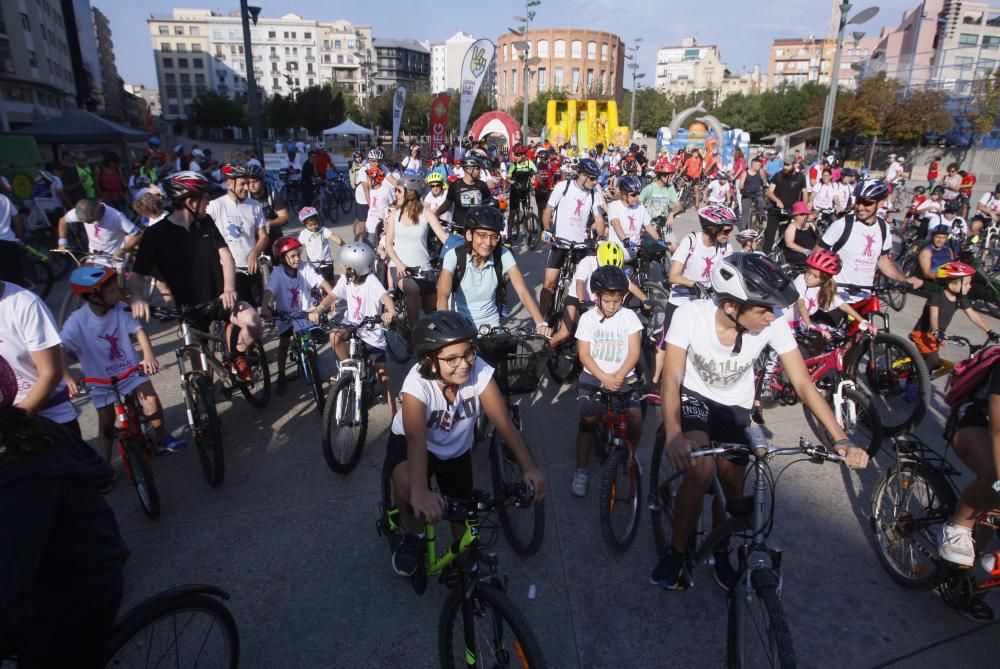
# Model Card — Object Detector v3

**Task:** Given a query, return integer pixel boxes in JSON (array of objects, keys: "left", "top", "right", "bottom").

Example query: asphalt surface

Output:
[{"left": 57, "top": 205, "right": 1000, "bottom": 668}]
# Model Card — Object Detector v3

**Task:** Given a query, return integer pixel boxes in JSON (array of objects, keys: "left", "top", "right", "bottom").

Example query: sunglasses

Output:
[
  {"left": 718, "top": 226, "right": 734, "bottom": 234},
  {"left": 430, "top": 183, "right": 443, "bottom": 188},
  {"left": 857, "top": 199, "right": 879, "bottom": 207}
]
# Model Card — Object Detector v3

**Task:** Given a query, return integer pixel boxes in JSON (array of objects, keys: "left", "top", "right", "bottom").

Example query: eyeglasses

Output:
[
  {"left": 437, "top": 348, "right": 477, "bottom": 369},
  {"left": 472, "top": 230, "right": 500, "bottom": 243}
]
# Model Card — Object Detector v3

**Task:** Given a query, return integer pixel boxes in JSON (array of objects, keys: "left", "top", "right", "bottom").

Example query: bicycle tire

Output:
[
  {"left": 599, "top": 447, "right": 642, "bottom": 551},
  {"left": 545, "top": 338, "right": 580, "bottom": 385},
  {"left": 103, "top": 588, "right": 239, "bottom": 668},
  {"left": 438, "top": 582, "right": 548, "bottom": 669},
  {"left": 726, "top": 568, "right": 796, "bottom": 669},
  {"left": 803, "top": 386, "right": 884, "bottom": 458},
  {"left": 190, "top": 375, "right": 224, "bottom": 487},
  {"left": 649, "top": 427, "right": 684, "bottom": 556},
  {"left": 849, "top": 333, "right": 930, "bottom": 436},
  {"left": 321, "top": 375, "right": 368, "bottom": 474},
  {"left": 490, "top": 430, "right": 545, "bottom": 556},
  {"left": 24, "top": 258, "right": 54, "bottom": 299},
  {"left": 339, "top": 188, "right": 353, "bottom": 214},
  {"left": 304, "top": 348, "right": 326, "bottom": 414},
  {"left": 508, "top": 209, "right": 522, "bottom": 244},
  {"left": 525, "top": 212, "right": 541, "bottom": 250},
  {"left": 869, "top": 462, "right": 955, "bottom": 590},
  {"left": 236, "top": 341, "right": 271, "bottom": 408},
  {"left": 122, "top": 438, "right": 160, "bottom": 519}
]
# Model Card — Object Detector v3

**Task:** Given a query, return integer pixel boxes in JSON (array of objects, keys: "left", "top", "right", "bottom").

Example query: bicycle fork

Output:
[
  {"left": 334, "top": 363, "right": 364, "bottom": 426},
  {"left": 831, "top": 379, "right": 858, "bottom": 428}
]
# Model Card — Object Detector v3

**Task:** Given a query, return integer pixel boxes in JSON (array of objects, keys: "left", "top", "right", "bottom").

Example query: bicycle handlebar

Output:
[
  {"left": 151, "top": 301, "right": 220, "bottom": 324},
  {"left": 82, "top": 365, "right": 143, "bottom": 386},
  {"left": 441, "top": 481, "right": 533, "bottom": 523},
  {"left": 578, "top": 382, "right": 649, "bottom": 402},
  {"left": 692, "top": 436, "right": 845, "bottom": 465},
  {"left": 328, "top": 315, "right": 383, "bottom": 332}
]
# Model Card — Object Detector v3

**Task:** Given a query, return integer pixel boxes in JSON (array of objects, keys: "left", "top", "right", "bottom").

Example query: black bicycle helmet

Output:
[
  {"left": 854, "top": 178, "right": 890, "bottom": 202},
  {"left": 221, "top": 162, "right": 250, "bottom": 180},
  {"left": 161, "top": 170, "right": 218, "bottom": 204},
  {"left": 931, "top": 185, "right": 945, "bottom": 195},
  {"left": 411, "top": 312, "right": 478, "bottom": 359},
  {"left": 461, "top": 155, "right": 482, "bottom": 170},
  {"left": 245, "top": 163, "right": 265, "bottom": 180},
  {"left": 618, "top": 176, "right": 643, "bottom": 196},
  {"left": 464, "top": 205, "right": 505, "bottom": 233},
  {"left": 711, "top": 253, "right": 798, "bottom": 310},
  {"left": 577, "top": 158, "right": 600, "bottom": 178},
  {"left": 943, "top": 198, "right": 962, "bottom": 214},
  {"left": 589, "top": 265, "right": 630, "bottom": 295}
]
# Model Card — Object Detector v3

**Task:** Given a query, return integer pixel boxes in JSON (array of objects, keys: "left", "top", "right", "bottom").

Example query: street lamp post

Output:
[
  {"left": 510, "top": 0, "right": 541, "bottom": 139},
  {"left": 239, "top": 0, "right": 263, "bottom": 158},
  {"left": 819, "top": 2, "right": 879, "bottom": 155},
  {"left": 625, "top": 39, "right": 643, "bottom": 135}
]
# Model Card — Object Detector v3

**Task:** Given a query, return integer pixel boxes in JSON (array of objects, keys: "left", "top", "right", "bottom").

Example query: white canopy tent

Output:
[
  {"left": 322, "top": 119, "right": 374, "bottom": 139},
  {"left": 322, "top": 119, "right": 374, "bottom": 169}
]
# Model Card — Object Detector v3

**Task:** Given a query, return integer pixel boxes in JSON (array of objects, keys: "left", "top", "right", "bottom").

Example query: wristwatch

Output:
[{"left": 992, "top": 480, "right": 1000, "bottom": 494}]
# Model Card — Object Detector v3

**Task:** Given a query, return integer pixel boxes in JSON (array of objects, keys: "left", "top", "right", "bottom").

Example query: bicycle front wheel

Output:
[
  {"left": 438, "top": 582, "right": 547, "bottom": 669},
  {"left": 649, "top": 427, "right": 682, "bottom": 556},
  {"left": 385, "top": 323, "right": 412, "bottom": 364},
  {"left": 525, "top": 212, "right": 541, "bottom": 250},
  {"left": 600, "top": 447, "right": 642, "bottom": 551},
  {"left": 236, "top": 341, "right": 271, "bottom": 408},
  {"left": 339, "top": 188, "right": 354, "bottom": 214},
  {"left": 321, "top": 375, "right": 368, "bottom": 474},
  {"left": 490, "top": 430, "right": 545, "bottom": 556},
  {"left": 190, "top": 375, "right": 224, "bottom": 487},
  {"left": 104, "top": 589, "right": 239, "bottom": 668},
  {"left": 803, "top": 386, "right": 883, "bottom": 457},
  {"left": 121, "top": 438, "right": 160, "bottom": 519},
  {"left": 870, "top": 462, "right": 954, "bottom": 589},
  {"left": 850, "top": 333, "right": 930, "bottom": 436},
  {"left": 304, "top": 348, "right": 326, "bottom": 414},
  {"left": 727, "top": 568, "right": 796, "bottom": 669}
]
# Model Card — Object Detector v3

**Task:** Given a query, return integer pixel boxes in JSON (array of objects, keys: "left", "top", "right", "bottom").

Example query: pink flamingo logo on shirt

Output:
[
  {"left": 351, "top": 295, "right": 363, "bottom": 321},
  {"left": 289, "top": 286, "right": 301, "bottom": 310},
  {"left": 573, "top": 199, "right": 585, "bottom": 216},
  {"left": 627, "top": 215, "right": 636, "bottom": 233},
  {"left": 99, "top": 328, "right": 125, "bottom": 361},
  {"left": 807, "top": 296, "right": 817, "bottom": 313},
  {"left": 702, "top": 256, "right": 714, "bottom": 279},
  {"left": 862, "top": 233, "right": 876, "bottom": 257}
]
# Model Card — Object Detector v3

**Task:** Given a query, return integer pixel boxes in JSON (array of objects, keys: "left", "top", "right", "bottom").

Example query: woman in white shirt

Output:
[
  {"left": 606, "top": 176, "right": 658, "bottom": 257},
  {"left": 809, "top": 168, "right": 842, "bottom": 214}
]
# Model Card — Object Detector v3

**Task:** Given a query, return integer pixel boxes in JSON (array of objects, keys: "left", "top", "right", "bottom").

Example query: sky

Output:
[{"left": 107, "top": 0, "right": 922, "bottom": 89}]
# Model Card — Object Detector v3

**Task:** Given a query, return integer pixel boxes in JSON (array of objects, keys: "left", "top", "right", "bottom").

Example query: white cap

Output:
[
  {"left": 897, "top": 156, "right": 905, "bottom": 162},
  {"left": 191, "top": 148, "right": 205, "bottom": 158}
]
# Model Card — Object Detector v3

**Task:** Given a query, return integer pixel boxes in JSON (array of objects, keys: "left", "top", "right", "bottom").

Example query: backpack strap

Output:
[
  {"left": 829, "top": 212, "right": 855, "bottom": 254},
  {"left": 452, "top": 245, "right": 468, "bottom": 291},
  {"left": 680, "top": 232, "right": 698, "bottom": 272}
]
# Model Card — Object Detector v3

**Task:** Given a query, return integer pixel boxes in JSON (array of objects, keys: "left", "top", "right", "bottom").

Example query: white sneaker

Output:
[
  {"left": 572, "top": 469, "right": 589, "bottom": 497},
  {"left": 939, "top": 523, "right": 975, "bottom": 567}
]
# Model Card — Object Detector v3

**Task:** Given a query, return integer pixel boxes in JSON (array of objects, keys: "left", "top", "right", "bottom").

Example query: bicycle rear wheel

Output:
[
  {"left": 321, "top": 375, "right": 368, "bottom": 473},
  {"left": 104, "top": 587, "right": 239, "bottom": 668},
  {"left": 24, "top": 258, "right": 54, "bottom": 299},
  {"left": 438, "top": 582, "right": 547, "bottom": 669},
  {"left": 490, "top": 423, "right": 545, "bottom": 556},
  {"left": 121, "top": 438, "right": 160, "bottom": 519},
  {"left": 870, "top": 462, "right": 954, "bottom": 589},
  {"left": 850, "top": 333, "right": 930, "bottom": 436},
  {"left": 726, "top": 568, "right": 796, "bottom": 669},
  {"left": 803, "top": 386, "right": 883, "bottom": 457},
  {"left": 599, "top": 447, "right": 642, "bottom": 551},
  {"left": 338, "top": 187, "right": 353, "bottom": 214},
  {"left": 190, "top": 375, "right": 224, "bottom": 487},
  {"left": 236, "top": 341, "right": 272, "bottom": 408},
  {"left": 648, "top": 427, "right": 683, "bottom": 556},
  {"left": 525, "top": 212, "right": 541, "bottom": 250},
  {"left": 304, "top": 348, "right": 326, "bottom": 414}
]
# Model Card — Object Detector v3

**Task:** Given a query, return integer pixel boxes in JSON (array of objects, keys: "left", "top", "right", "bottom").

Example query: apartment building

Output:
[
  {"left": 768, "top": 34, "right": 876, "bottom": 89},
  {"left": 430, "top": 32, "right": 476, "bottom": 94},
  {"left": 654, "top": 37, "right": 763, "bottom": 99}
]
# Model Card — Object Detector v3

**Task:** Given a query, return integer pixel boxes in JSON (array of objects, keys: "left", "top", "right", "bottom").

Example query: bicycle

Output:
[
  {"left": 384, "top": 264, "right": 441, "bottom": 365},
  {"left": 329, "top": 171, "right": 355, "bottom": 216},
  {"left": 81, "top": 365, "right": 161, "bottom": 519},
  {"left": 870, "top": 432, "right": 1000, "bottom": 621},
  {"left": 376, "top": 481, "right": 548, "bottom": 668},
  {"left": 543, "top": 237, "right": 593, "bottom": 325},
  {"left": 649, "top": 428, "right": 847, "bottom": 668},
  {"left": 581, "top": 382, "right": 649, "bottom": 551},
  {"left": 53, "top": 249, "right": 128, "bottom": 326},
  {"left": 270, "top": 310, "right": 330, "bottom": 414},
  {"left": 754, "top": 326, "right": 883, "bottom": 456},
  {"left": 21, "top": 243, "right": 54, "bottom": 299},
  {"left": 475, "top": 326, "right": 549, "bottom": 556},
  {"left": 321, "top": 315, "right": 386, "bottom": 474},
  {"left": 507, "top": 177, "right": 541, "bottom": 250}
]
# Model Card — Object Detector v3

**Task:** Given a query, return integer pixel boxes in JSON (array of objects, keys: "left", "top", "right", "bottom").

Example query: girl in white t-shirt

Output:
[
  {"left": 297, "top": 206, "right": 344, "bottom": 283},
  {"left": 260, "top": 236, "right": 336, "bottom": 395},
  {"left": 572, "top": 265, "right": 644, "bottom": 497},
  {"left": 384, "top": 312, "right": 545, "bottom": 577},
  {"left": 61, "top": 267, "right": 186, "bottom": 463},
  {"left": 607, "top": 176, "right": 658, "bottom": 255},
  {"left": 784, "top": 250, "right": 866, "bottom": 331}
]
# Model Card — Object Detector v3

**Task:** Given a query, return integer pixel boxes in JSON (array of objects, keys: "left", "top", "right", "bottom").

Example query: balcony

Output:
[
  {"left": 305, "top": 55, "right": 315, "bottom": 62},
  {"left": 270, "top": 54, "right": 279, "bottom": 61}
]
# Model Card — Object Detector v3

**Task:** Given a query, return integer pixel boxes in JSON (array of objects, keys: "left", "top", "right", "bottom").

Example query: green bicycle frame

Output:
[{"left": 384, "top": 507, "right": 479, "bottom": 575}]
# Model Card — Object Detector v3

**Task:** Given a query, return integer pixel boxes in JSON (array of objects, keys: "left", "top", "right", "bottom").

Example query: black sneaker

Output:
[
  {"left": 392, "top": 533, "right": 424, "bottom": 577},
  {"left": 276, "top": 374, "right": 287, "bottom": 396},
  {"left": 712, "top": 548, "right": 738, "bottom": 592},
  {"left": 650, "top": 548, "right": 692, "bottom": 591}
]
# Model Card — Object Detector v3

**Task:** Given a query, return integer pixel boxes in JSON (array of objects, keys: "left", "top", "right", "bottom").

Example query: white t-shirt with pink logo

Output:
[
  {"left": 781, "top": 274, "right": 845, "bottom": 326},
  {"left": 820, "top": 215, "right": 892, "bottom": 296},
  {"left": 546, "top": 180, "right": 602, "bottom": 243},
  {"left": 332, "top": 273, "right": 388, "bottom": 349},
  {"left": 668, "top": 232, "right": 734, "bottom": 306},
  {"left": 365, "top": 182, "right": 396, "bottom": 236},
  {"left": 64, "top": 204, "right": 138, "bottom": 254},
  {"left": 606, "top": 200, "right": 651, "bottom": 247},
  {"left": 266, "top": 266, "right": 320, "bottom": 334},
  {"left": 0, "top": 283, "right": 76, "bottom": 423},
  {"left": 61, "top": 302, "right": 148, "bottom": 408}
]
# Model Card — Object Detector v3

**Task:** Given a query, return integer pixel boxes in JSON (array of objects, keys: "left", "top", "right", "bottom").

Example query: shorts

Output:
[
  {"left": 364, "top": 341, "right": 387, "bottom": 364},
  {"left": 87, "top": 373, "right": 149, "bottom": 409},
  {"left": 234, "top": 271, "right": 261, "bottom": 306},
  {"left": 393, "top": 268, "right": 437, "bottom": 296},
  {"left": 577, "top": 371, "right": 641, "bottom": 417},
  {"left": 355, "top": 203, "right": 369, "bottom": 221},
  {"left": 383, "top": 432, "right": 474, "bottom": 499},
  {"left": 677, "top": 387, "right": 751, "bottom": 464},
  {"left": 909, "top": 330, "right": 941, "bottom": 356},
  {"left": 545, "top": 242, "right": 591, "bottom": 271},
  {"left": 946, "top": 401, "right": 990, "bottom": 441}
]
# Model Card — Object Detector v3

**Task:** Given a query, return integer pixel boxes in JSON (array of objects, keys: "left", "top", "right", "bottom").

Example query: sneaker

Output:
[
  {"left": 939, "top": 523, "right": 975, "bottom": 567},
  {"left": 650, "top": 547, "right": 692, "bottom": 591},
  {"left": 157, "top": 436, "right": 187, "bottom": 455},
  {"left": 232, "top": 354, "right": 253, "bottom": 381},
  {"left": 276, "top": 374, "right": 287, "bottom": 396},
  {"left": 646, "top": 383, "right": 662, "bottom": 406},
  {"left": 392, "top": 533, "right": 424, "bottom": 577},
  {"left": 571, "top": 469, "right": 589, "bottom": 497},
  {"left": 712, "top": 548, "right": 738, "bottom": 591}
]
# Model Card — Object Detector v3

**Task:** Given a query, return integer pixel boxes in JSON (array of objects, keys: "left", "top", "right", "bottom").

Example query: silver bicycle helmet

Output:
[{"left": 339, "top": 242, "right": 374, "bottom": 276}]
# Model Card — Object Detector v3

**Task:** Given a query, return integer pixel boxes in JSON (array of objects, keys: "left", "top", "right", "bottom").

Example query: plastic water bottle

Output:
[
  {"left": 528, "top": 584, "right": 537, "bottom": 600},
  {"left": 980, "top": 551, "right": 1000, "bottom": 576}
]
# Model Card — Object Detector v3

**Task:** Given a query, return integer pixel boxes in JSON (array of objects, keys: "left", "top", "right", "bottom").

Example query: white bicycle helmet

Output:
[
  {"left": 711, "top": 253, "right": 798, "bottom": 310},
  {"left": 339, "top": 242, "right": 374, "bottom": 276}
]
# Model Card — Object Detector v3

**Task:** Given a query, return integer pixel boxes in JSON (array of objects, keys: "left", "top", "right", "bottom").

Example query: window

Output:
[
  {"left": 537, "top": 67, "right": 547, "bottom": 90},
  {"left": 335, "top": 40, "right": 342, "bottom": 49},
  {"left": 161, "top": 43, "right": 172, "bottom": 52},
  {"left": 985, "top": 35, "right": 1000, "bottom": 49},
  {"left": 193, "top": 58, "right": 203, "bottom": 68},
  {"left": 229, "top": 30, "right": 238, "bottom": 40},
  {"left": 554, "top": 40, "right": 565, "bottom": 58},
  {"left": 989, "top": 12, "right": 1000, "bottom": 27},
  {"left": 304, "top": 32, "right": 311, "bottom": 39},
  {"left": 571, "top": 40, "right": 582, "bottom": 58},
  {"left": 176, "top": 43, "right": 186, "bottom": 52},
  {"left": 268, "top": 30, "right": 276, "bottom": 39},
  {"left": 964, "top": 11, "right": 984, "bottom": 24},
  {"left": 178, "top": 58, "right": 189, "bottom": 67},
  {"left": 979, "top": 58, "right": 997, "bottom": 73},
  {"left": 601, "top": 44, "right": 608, "bottom": 61},
  {"left": 307, "top": 64, "right": 314, "bottom": 74},
  {"left": 166, "top": 85, "right": 177, "bottom": 97},
  {"left": 955, "top": 56, "right": 974, "bottom": 70},
  {"left": 164, "top": 73, "right": 176, "bottom": 83},
  {"left": 337, "top": 55, "right": 344, "bottom": 64},
  {"left": 308, "top": 78, "right": 314, "bottom": 86},
  {"left": 162, "top": 57, "right": 173, "bottom": 67},
  {"left": 959, "top": 33, "right": 979, "bottom": 47},
  {"left": 324, "top": 54, "right": 331, "bottom": 63},
  {"left": 553, "top": 67, "right": 564, "bottom": 90},
  {"left": 586, "top": 68, "right": 594, "bottom": 90},
  {"left": 323, "top": 40, "right": 331, "bottom": 48},
  {"left": 601, "top": 71, "right": 607, "bottom": 91},
  {"left": 348, "top": 39, "right": 355, "bottom": 49},
  {"left": 273, "top": 78, "right": 280, "bottom": 88},
  {"left": 291, "top": 32, "right": 297, "bottom": 39},
  {"left": 180, "top": 73, "right": 190, "bottom": 83},
  {"left": 213, "top": 30, "right": 223, "bottom": 40},
  {"left": 587, "top": 41, "right": 596, "bottom": 59},
  {"left": 536, "top": 40, "right": 548, "bottom": 57},
  {"left": 284, "top": 31, "right": 289, "bottom": 39},
  {"left": 159, "top": 26, "right": 169, "bottom": 35},
  {"left": 511, "top": 69, "right": 518, "bottom": 92},
  {"left": 285, "top": 47, "right": 290, "bottom": 55},
  {"left": 192, "top": 44, "right": 201, "bottom": 52},
  {"left": 190, "top": 26, "right": 199, "bottom": 36},
  {"left": 20, "top": 12, "right": 29, "bottom": 31},
  {"left": 174, "top": 26, "right": 184, "bottom": 35},
  {"left": 571, "top": 67, "right": 580, "bottom": 91},
  {"left": 168, "top": 104, "right": 179, "bottom": 115},
  {"left": 503, "top": 44, "right": 508, "bottom": 61}
]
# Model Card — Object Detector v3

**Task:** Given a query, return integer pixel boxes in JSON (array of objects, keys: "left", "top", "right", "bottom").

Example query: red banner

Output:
[{"left": 430, "top": 94, "right": 451, "bottom": 150}]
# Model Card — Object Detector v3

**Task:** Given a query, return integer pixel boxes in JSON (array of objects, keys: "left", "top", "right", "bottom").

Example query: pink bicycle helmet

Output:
[
  {"left": 697, "top": 204, "right": 738, "bottom": 229},
  {"left": 805, "top": 249, "right": 843, "bottom": 276}
]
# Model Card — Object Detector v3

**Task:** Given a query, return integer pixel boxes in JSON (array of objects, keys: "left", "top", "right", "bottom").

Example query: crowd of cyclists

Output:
[{"left": 1, "top": 128, "right": 999, "bottom": 665}]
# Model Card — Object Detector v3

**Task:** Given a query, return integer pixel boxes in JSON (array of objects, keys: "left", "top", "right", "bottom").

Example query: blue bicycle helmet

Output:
[{"left": 577, "top": 158, "right": 600, "bottom": 178}]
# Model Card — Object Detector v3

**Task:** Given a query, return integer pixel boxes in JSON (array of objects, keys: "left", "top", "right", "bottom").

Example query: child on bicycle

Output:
[
  {"left": 572, "top": 266, "right": 644, "bottom": 497},
  {"left": 61, "top": 266, "right": 186, "bottom": 465},
  {"left": 260, "top": 236, "right": 336, "bottom": 395},
  {"left": 785, "top": 250, "right": 868, "bottom": 333},
  {"left": 909, "top": 261, "right": 996, "bottom": 372},
  {"left": 296, "top": 206, "right": 344, "bottom": 284},
  {"left": 734, "top": 229, "right": 761, "bottom": 254},
  {"left": 385, "top": 311, "right": 546, "bottom": 576},
  {"left": 330, "top": 242, "right": 397, "bottom": 412},
  {"left": 607, "top": 176, "right": 659, "bottom": 260}
]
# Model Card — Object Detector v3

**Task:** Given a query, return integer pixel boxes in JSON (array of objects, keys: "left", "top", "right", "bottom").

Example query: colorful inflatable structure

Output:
[
  {"left": 655, "top": 101, "right": 750, "bottom": 170},
  {"left": 545, "top": 100, "right": 629, "bottom": 150}
]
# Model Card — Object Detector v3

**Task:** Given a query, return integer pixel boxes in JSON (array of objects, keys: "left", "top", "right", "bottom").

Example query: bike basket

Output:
[{"left": 478, "top": 334, "right": 548, "bottom": 395}]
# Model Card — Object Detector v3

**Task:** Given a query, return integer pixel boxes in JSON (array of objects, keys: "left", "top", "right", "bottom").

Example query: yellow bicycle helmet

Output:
[
  {"left": 426, "top": 171, "right": 446, "bottom": 188},
  {"left": 596, "top": 240, "right": 625, "bottom": 268}
]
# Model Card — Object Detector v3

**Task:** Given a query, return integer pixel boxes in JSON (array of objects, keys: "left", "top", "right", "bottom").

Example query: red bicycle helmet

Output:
[
  {"left": 654, "top": 157, "right": 675, "bottom": 174},
  {"left": 69, "top": 266, "right": 117, "bottom": 297},
  {"left": 935, "top": 261, "right": 976, "bottom": 281},
  {"left": 272, "top": 236, "right": 303, "bottom": 259},
  {"left": 161, "top": 170, "right": 217, "bottom": 204},
  {"left": 512, "top": 143, "right": 528, "bottom": 157},
  {"left": 805, "top": 249, "right": 843, "bottom": 276}
]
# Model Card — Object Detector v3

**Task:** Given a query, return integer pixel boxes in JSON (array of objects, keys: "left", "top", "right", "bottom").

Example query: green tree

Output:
[
  {"left": 263, "top": 93, "right": 297, "bottom": 135},
  {"left": 964, "top": 67, "right": 1000, "bottom": 142},
  {"left": 191, "top": 91, "right": 244, "bottom": 129},
  {"left": 294, "top": 84, "right": 345, "bottom": 136},
  {"left": 886, "top": 88, "right": 952, "bottom": 143}
]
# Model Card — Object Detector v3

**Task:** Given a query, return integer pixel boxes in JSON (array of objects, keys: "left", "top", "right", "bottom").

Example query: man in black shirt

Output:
[
  {"left": 739, "top": 157, "right": 768, "bottom": 231},
  {"left": 246, "top": 165, "right": 289, "bottom": 261},
  {"left": 763, "top": 157, "right": 807, "bottom": 252},
  {"left": 436, "top": 155, "right": 491, "bottom": 232}
]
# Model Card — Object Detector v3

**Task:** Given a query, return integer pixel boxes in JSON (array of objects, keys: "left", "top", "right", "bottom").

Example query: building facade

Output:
[
  {"left": 92, "top": 7, "right": 124, "bottom": 121},
  {"left": 768, "top": 34, "right": 876, "bottom": 90},
  {"left": 655, "top": 37, "right": 763, "bottom": 99},
  {"left": 371, "top": 38, "right": 430, "bottom": 95},
  {"left": 430, "top": 32, "right": 476, "bottom": 94},
  {"left": 124, "top": 84, "right": 161, "bottom": 117},
  {"left": 495, "top": 28, "right": 625, "bottom": 110}
]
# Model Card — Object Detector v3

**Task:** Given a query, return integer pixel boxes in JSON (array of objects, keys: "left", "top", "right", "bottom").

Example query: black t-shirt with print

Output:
[
  {"left": 446, "top": 179, "right": 491, "bottom": 229},
  {"left": 769, "top": 170, "right": 806, "bottom": 210},
  {"left": 914, "top": 289, "right": 971, "bottom": 334},
  {"left": 132, "top": 216, "right": 228, "bottom": 307}
]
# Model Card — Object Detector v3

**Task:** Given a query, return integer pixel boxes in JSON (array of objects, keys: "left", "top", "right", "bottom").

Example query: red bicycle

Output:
[
  {"left": 83, "top": 365, "right": 161, "bottom": 518},
  {"left": 755, "top": 327, "right": 884, "bottom": 456},
  {"left": 581, "top": 382, "right": 648, "bottom": 552}
]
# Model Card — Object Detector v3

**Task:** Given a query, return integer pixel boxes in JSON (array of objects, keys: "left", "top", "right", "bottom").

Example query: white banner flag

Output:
[
  {"left": 458, "top": 39, "right": 495, "bottom": 140},
  {"left": 391, "top": 86, "right": 408, "bottom": 155}
]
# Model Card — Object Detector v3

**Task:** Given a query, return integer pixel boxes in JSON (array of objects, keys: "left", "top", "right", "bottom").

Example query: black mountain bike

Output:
[{"left": 507, "top": 178, "right": 541, "bottom": 250}]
